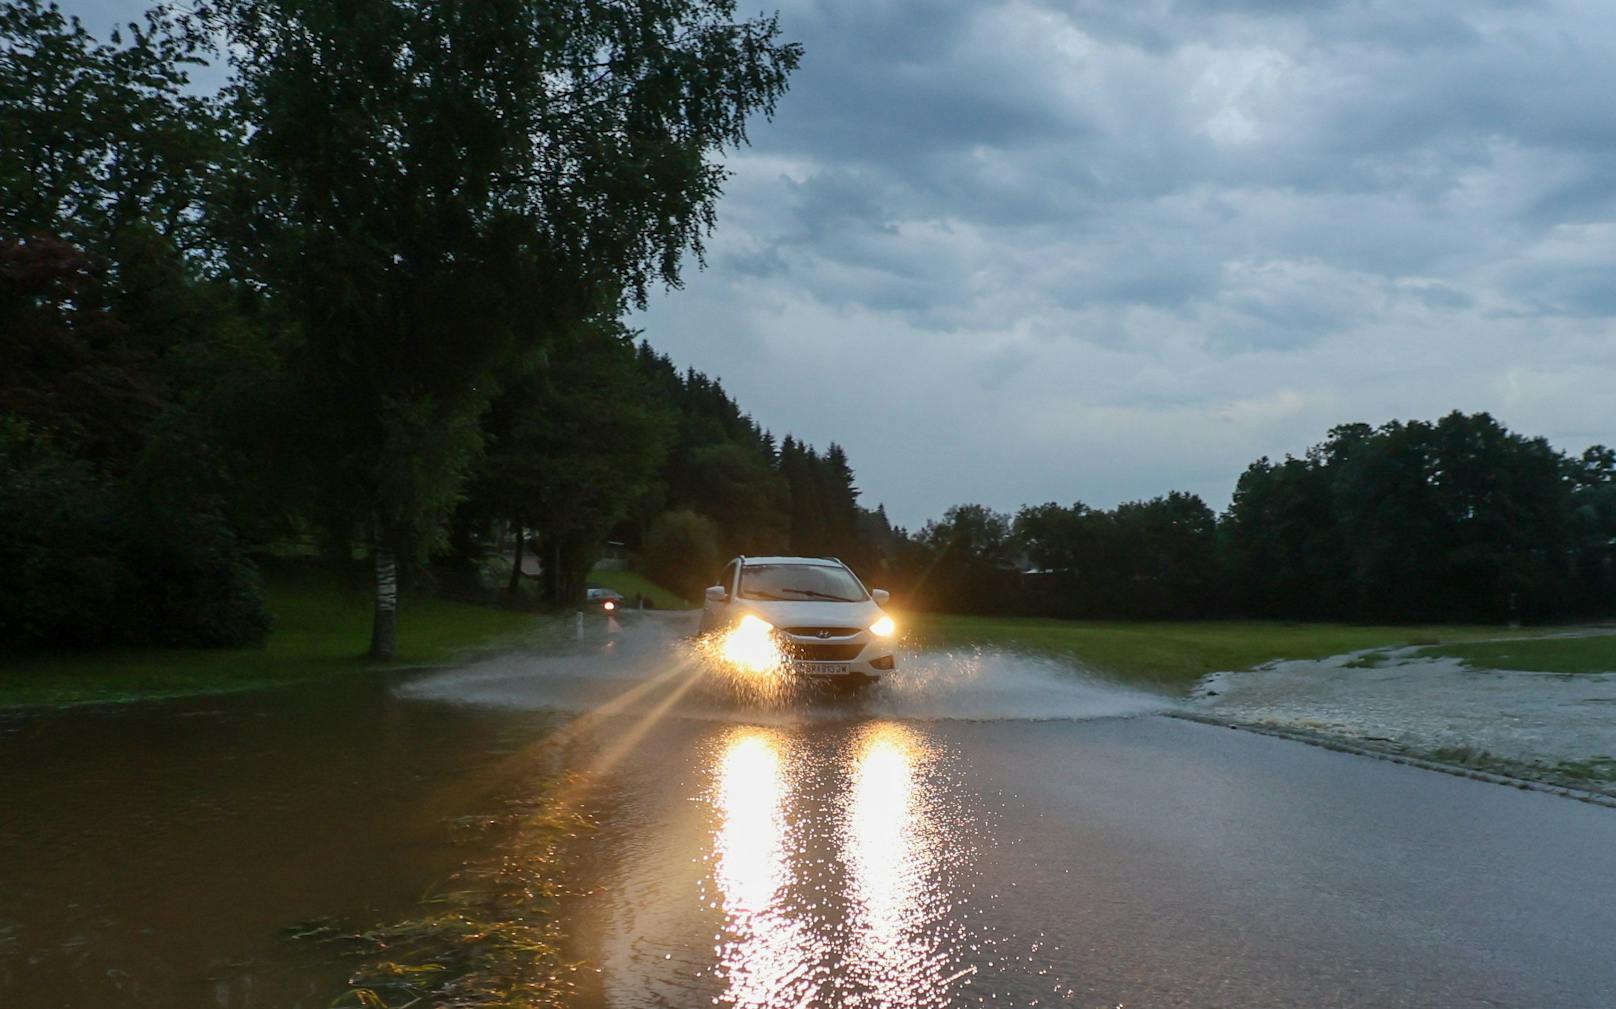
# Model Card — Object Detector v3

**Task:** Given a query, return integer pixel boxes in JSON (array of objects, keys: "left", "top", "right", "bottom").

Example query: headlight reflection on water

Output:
[
  {"left": 708, "top": 724, "right": 964, "bottom": 1009},
  {"left": 712, "top": 730, "right": 817, "bottom": 1009},
  {"left": 844, "top": 724, "right": 959, "bottom": 1008}
]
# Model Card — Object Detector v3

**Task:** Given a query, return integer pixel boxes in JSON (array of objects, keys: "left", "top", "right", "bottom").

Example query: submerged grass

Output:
[
  {"left": 906, "top": 614, "right": 1509, "bottom": 689},
  {"left": 0, "top": 570, "right": 553, "bottom": 708},
  {"left": 308, "top": 766, "right": 595, "bottom": 1009},
  {"left": 1430, "top": 745, "right": 1616, "bottom": 789},
  {"left": 1414, "top": 632, "right": 1616, "bottom": 674},
  {"left": 1342, "top": 651, "right": 1392, "bottom": 669}
]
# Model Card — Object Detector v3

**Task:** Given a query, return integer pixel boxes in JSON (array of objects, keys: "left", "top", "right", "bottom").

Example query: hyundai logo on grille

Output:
[{"left": 815, "top": 629, "right": 833, "bottom": 639}]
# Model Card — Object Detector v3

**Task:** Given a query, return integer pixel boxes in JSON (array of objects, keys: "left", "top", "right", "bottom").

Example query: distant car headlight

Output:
[
  {"left": 869, "top": 615, "right": 896, "bottom": 638},
  {"left": 603, "top": 600, "right": 616, "bottom": 611},
  {"left": 721, "top": 613, "right": 782, "bottom": 673}
]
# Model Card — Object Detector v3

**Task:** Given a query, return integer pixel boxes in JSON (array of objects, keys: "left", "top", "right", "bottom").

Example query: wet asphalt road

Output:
[
  {"left": 413, "top": 619, "right": 1616, "bottom": 1009},
  {"left": 4, "top": 616, "right": 1615, "bottom": 1008},
  {"left": 557, "top": 710, "right": 1616, "bottom": 1009}
]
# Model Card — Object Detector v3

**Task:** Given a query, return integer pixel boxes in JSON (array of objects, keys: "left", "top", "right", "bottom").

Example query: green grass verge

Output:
[
  {"left": 585, "top": 568, "right": 690, "bottom": 610},
  {"left": 0, "top": 573, "right": 550, "bottom": 709},
  {"left": 1414, "top": 632, "right": 1616, "bottom": 674},
  {"left": 907, "top": 613, "right": 1508, "bottom": 688}
]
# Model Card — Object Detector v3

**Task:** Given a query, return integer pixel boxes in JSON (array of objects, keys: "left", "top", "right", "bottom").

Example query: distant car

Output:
[
  {"left": 699, "top": 556, "right": 896, "bottom": 684},
  {"left": 584, "top": 586, "right": 625, "bottom": 612}
]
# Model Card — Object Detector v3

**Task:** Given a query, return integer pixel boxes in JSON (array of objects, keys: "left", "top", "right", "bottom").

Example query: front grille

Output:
[
  {"left": 783, "top": 642, "right": 865, "bottom": 661},
  {"left": 781, "top": 626, "right": 862, "bottom": 638}
]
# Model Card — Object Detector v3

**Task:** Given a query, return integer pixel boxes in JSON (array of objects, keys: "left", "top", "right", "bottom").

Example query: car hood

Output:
[{"left": 738, "top": 598, "right": 883, "bottom": 630}]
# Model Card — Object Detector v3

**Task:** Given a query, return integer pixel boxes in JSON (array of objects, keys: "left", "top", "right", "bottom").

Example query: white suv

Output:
[{"left": 699, "top": 556, "right": 897, "bottom": 683}]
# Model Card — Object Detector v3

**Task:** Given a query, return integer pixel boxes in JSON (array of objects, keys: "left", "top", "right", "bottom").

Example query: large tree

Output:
[
  {"left": 474, "top": 319, "right": 671, "bottom": 606},
  {"left": 213, "top": 0, "right": 800, "bottom": 654}
]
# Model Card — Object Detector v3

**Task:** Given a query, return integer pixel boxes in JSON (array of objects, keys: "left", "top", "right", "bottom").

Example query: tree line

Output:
[
  {"left": 1, "top": 0, "right": 804, "bottom": 655},
  {"left": 884, "top": 413, "right": 1615, "bottom": 624},
  {"left": 448, "top": 338, "right": 879, "bottom": 608}
]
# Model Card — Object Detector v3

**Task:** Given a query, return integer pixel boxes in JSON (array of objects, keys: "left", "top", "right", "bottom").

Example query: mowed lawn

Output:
[
  {"left": 905, "top": 613, "right": 1514, "bottom": 689},
  {"left": 0, "top": 574, "right": 551, "bottom": 708}
]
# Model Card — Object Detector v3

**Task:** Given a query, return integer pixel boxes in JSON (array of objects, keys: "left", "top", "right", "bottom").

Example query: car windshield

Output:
[{"left": 738, "top": 564, "right": 866, "bottom": 602}]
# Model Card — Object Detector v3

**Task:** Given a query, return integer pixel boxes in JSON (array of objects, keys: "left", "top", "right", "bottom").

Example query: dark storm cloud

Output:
[
  {"left": 722, "top": 0, "right": 1616, "bottom": 320},
  {"left": 769, "top": 1, "right": 1083, "bottom": 162}
]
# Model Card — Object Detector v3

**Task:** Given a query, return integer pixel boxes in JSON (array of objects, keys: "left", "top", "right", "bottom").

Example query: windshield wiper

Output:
[
  {"left": 741, "top": 590, "right": 788, "bottom": 600},
  {"left": 780, "top": 588, "right": 859, "bottom": 602}
]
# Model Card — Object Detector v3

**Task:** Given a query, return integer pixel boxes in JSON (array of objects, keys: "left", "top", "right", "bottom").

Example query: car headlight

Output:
[
  {"left": 721, "top": 613, "right": 782, "bottom": 673},
  {"left": 869, "top": 615, "right": 896, "bottom": 638}
]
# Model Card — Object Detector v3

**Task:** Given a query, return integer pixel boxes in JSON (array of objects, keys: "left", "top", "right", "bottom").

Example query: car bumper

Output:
[{"left": 781, "top": 644, "right": 895, "bottom": 681}]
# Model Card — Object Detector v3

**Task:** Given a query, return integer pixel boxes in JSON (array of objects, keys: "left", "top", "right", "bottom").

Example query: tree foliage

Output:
[
  {"left": 1, "top": 3, "right": 269, "bottom": 648},
  {"left": 611, "top": 346, "right": 882, "bottom": 577},
  {"left": 0, "top": 0, "right": 809, "bottom": 649},
  {"left": 0, "top": 418, "right": 268, "bottom": 646},
  {"left": 641, "top": 509, "right": 721, "bottom": 602},
  {"left": 1225, "top": 412, "right": 1579, "bottom": 622},
  {"left": 209, "top": 0, "right": 800, "bottom": 652},
  {"left": 0, "top": 0, "right": 232, "bottom": 252},
  {"left": 473, "top": 320, "right": 672, "bottom": 605}
]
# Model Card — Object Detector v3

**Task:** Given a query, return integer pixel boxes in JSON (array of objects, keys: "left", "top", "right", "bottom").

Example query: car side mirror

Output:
[
  {"left": 705, "top": 585, "right": 728, "bottom": 603},
  {"left": 871, "top": 588, "right": 890, "bottom": 605}
]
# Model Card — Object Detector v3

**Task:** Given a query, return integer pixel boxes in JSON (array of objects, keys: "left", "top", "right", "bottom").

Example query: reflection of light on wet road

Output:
[
  {"left": 844, "top": 724, "right": 957, "bottom": 1008},
  {"left": 712, "top": 730, "right": 820, "bottom": 1008},
  {"left": 703, "top": 723, "right": 973, "bottom": 1009},
  {"left": 847, "top": 726, "right": 918, "bottom": 947},
  {"left": 715, "top": 734, "right": 786, "bottom": 918}
]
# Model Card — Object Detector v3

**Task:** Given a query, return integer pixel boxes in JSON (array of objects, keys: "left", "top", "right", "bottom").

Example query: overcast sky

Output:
[{"left": 70, "top": 0, "right": 1616, "bottom": 528}]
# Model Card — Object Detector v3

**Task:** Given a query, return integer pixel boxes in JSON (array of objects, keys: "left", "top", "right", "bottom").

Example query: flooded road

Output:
[
  {"left": 0, "top": 672, "right": 571, "bottom": 1007},
  {"left": 4, "top": 614, "right": 1616, "bottom": 1008}
]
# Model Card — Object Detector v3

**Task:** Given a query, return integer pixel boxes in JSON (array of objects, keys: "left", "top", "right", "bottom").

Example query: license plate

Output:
[{"left": 794, "top": 661, "right": 851, "bottom": 676}]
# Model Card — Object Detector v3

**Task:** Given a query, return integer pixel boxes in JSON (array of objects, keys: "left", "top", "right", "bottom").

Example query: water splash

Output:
[{"left": 399, "top": 613, "right": 1177, "bottom": 724}]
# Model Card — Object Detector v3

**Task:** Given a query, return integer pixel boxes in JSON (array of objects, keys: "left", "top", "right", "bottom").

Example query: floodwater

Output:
[
  {"left": 4, "top": 614, "right": 1616, "bottom": 1008},
  {"left": 1197, "top": 645, "right": 1616, "bottom": 772},
  {"left": 0, "top": 669, "right": 572, "bottom": 1008}
]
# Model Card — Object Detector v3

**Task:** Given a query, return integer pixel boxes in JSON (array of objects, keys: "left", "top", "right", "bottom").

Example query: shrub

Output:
[
  {"left": 0, "top": 419, "right": 270, "bottom": 648},
  {"left": 0, "top": 419, "right": 126, "bottom": 644},
  {"left": 641, "top": 510, "right": 722, "bottom": 602}
]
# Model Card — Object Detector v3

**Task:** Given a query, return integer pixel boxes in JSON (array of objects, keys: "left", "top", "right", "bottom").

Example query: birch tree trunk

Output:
[{"left": 370, "top": 542, "right": 399, "bottom": 659}]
